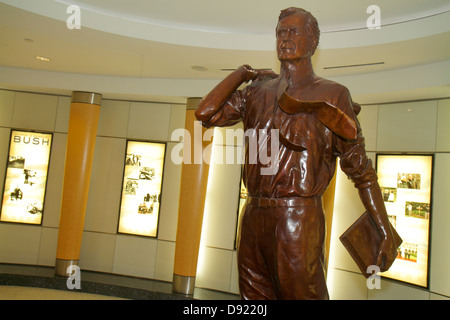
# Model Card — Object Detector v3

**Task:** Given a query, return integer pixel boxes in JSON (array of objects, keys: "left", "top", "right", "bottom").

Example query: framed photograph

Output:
[
  {"left": 0, "top": 130, "right": 53, "bottom": 225},
  {"left": 117, "top": 140, "right": 166, "bottom": 237},
  {"left": 376, "top": 154, "right": 433, "bottom": 288}
]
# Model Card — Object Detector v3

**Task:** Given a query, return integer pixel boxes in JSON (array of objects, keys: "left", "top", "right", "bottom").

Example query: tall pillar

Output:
[
  {"left": 172, "top": 98, "right": 212, "bottom": 295},
  {"left": 55, "top": 91, "right": 102, "bottom": 276}
]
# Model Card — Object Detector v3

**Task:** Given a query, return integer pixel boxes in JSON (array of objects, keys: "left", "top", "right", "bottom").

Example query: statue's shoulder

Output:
[
  {"left": 246, "top": 75, "right": 279, "bottom": 94},
  {"left": 312, "top": 76, "right": 361, "bottom": 115},
  {"left": 313, "top": 76, "right": 350, "bottom": 98}
]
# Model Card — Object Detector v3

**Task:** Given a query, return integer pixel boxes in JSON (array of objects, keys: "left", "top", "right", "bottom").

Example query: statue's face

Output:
[{"left": 276, "top": 13, "right": 312, "bottom": 62}]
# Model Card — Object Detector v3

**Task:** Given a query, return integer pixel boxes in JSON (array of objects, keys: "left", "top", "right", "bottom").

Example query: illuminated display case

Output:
[
  {"left": 117, "top": 140, "right": 166, "bottom": 237},
  {"left": 376, "top": 154, "right": 433, "bottom": 288},
  {"left": 0, "top": 130, "right": 53, "bottom": 225}
]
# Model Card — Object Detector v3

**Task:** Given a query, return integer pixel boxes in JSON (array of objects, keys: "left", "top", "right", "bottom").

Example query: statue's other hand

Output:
[{"left": 377, "top": 234, "right": 398, "bottom": 272}]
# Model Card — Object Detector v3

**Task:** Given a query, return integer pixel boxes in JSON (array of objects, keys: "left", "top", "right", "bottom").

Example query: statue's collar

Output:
[{"left": 275, "top": 79, "right": 358, "bottom": 141}]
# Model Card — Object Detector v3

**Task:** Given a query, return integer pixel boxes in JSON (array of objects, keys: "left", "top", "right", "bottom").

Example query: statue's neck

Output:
[{"left": 279, "top": 58, "right": 315, "bottom": 88}]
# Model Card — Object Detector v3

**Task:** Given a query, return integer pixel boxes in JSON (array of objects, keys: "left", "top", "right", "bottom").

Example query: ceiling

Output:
[{"left": 0, "top": 0, "right": 449, "bottom": 104}]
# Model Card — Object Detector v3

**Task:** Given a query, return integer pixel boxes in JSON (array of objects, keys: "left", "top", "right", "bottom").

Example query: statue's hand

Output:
[
  {"left": 239, "top": 65, "right": 278, "bottom": 83},
  {"left": 238, "top": 65, "right": 258, "bottom": 82},
  {"left": 377, "top": 232, "right": 398, "bottom": 272}
]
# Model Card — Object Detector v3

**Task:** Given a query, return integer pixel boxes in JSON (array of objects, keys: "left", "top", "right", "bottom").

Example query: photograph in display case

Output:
[
  {"left": 117, "top": 140, "right": 166, "bottom": 237},
  {"left": 0, "top": 130, "right": 52, "bottom": 225},
  {"left": 376, "top": 154, "right": 433, "bottom": 287}
]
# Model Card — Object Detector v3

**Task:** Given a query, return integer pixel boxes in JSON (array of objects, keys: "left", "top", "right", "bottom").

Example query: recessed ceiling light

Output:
[{"left": 35, "top": 55, "right": 51, "bottom": 62}]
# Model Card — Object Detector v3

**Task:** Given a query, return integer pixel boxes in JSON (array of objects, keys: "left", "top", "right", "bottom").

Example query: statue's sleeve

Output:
[
  {"left": 201, "top": 89, "right": 246, "bottom": 128},
  {"left": 333, "top": 90, "right": 378, "bottom": 190}
]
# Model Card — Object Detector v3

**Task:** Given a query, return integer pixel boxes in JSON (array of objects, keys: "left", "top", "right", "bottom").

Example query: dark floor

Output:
[{"left": 0, "top": 263, "right": 240, "bottom": 300}]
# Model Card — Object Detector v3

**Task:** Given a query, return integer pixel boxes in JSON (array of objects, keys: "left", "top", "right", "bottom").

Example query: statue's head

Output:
[{"left": 276, "top": 7, "right": 320, "bottom": 61}]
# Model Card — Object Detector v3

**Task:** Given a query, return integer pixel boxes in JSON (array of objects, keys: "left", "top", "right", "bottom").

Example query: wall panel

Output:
[
  {"left": 79, "top": 231, "right": 116, "bottom": 273},
  {"left": 0, "top": 224, "right": 41, "bottom": 265},
  {"left": 54, "top": 96, "right": 71, "bottom": 133},
  {"left": 112, "top": 234, "right": 157, "bottom": 279},
  {"left": 0, "top": 90, "right": 14, "bottom": 127},
  {"left": 97, "top": 100, "right": 130, "bottom": 138},
  {"left": 12, "top": 92, "right": 58, "bottom": 132},
  {"left": 357, "top": 104, "right": 378, "bottom": 152},
  {"left": 42, "top": 133, "right": 66, "bottom": 228},
  {"left": 84, "top": 137, "right": 125, "bottom": 234},
  {"left": 154, "top": 240, "right": 175, "bottom": 282},
  {"left": 377, "top": 100, "right": 437, "bottom": 152},
  {"left": 436, "top": 99, "right": 450, "bottom": 151},
  {"left": 430, "top": 153, "right": 450, "bottom": 297},
  {"left": 127, "top": 102, "right": 171, "bottom": 141},
  {"left": 157, "top": 142, "right": 182, "bottom": 241}
]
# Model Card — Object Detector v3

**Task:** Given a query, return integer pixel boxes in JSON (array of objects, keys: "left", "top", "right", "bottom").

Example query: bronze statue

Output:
[{"left": 195, "top": 7, "right": 399, "bottom": 300}]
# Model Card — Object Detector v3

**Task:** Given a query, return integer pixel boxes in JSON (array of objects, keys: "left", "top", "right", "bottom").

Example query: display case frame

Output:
[
  {"left": 117, "top": 139, "right": 167, "bottom": 238},
  {"left": 376, "top": 153, "right": 433, "bottom": 288},
  {"left": 0, "top": 129, "right": 53, "bottom": 226}
]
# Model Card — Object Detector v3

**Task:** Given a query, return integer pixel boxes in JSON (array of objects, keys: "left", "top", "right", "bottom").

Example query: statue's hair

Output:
[{"left": 278, "top": 7, "right": 320, "bottom": 54}]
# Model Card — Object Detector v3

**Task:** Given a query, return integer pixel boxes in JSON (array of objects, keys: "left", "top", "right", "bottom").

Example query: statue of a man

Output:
[{"left": 195, "top": 7, "right": 398, "bottom": 300}]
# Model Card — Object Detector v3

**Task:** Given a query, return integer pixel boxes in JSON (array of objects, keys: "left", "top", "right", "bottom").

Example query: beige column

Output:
[
  {"left": 172, "top": 98, "right": 212, "bottom": 295},
  {"left": 55, "top": 91, "right": 102, "bottom": 276}
]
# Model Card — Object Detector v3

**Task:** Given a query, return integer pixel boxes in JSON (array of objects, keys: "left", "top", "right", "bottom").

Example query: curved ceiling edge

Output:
[
  {"left": 1, "top": 0, "right": 449, "bottom": 51},
  {"left": 1, "top": 62, "right": 449, "bottom": 104},
  {"left": 320, "top": 10, "right": 450, "bottom": 49}
]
